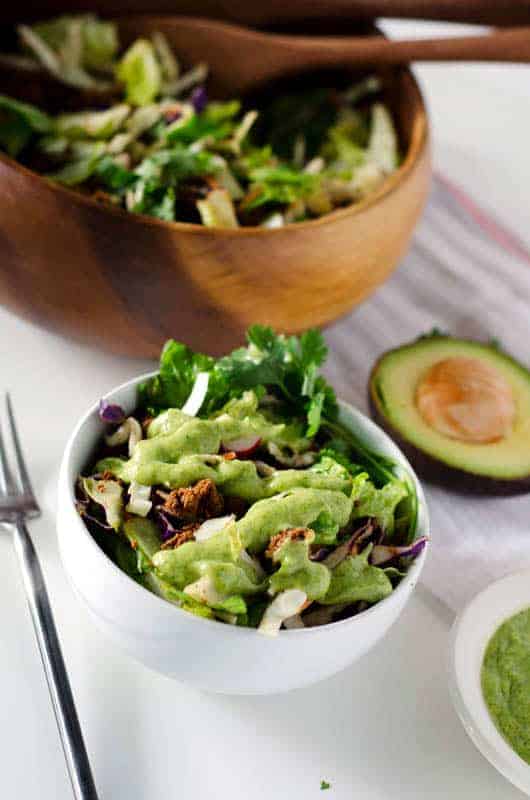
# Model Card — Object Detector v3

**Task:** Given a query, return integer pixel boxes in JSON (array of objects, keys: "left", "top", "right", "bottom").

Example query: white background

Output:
[{"left": 1, "top": 20, "right": 529, "bottom": 800}]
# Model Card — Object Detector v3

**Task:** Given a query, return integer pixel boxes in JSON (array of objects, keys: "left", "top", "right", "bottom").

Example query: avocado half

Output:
[{"left": 369, "top": 335, "right": 530, "bottom": 494}]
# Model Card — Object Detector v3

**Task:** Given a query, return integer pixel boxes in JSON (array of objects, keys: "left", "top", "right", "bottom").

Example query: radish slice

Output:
[
  {"left": 194, "top": 514, "right": 235, "bottom": 542},
  {"left": 221, "top": 435, "right": 261, "bottom": 457},
  {"left": 258, "top": 589, "right": 307, "bottom": 637},
  {"left": 181, "top": 372, "right": 209, "bottom": 416}
]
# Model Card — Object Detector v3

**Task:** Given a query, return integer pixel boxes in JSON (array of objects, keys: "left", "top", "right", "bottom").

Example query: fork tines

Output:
[{"left": 0, "top": 393, "right": 41, "bottom": 521}]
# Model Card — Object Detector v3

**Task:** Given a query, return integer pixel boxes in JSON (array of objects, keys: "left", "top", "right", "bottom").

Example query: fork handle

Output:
[{"left": 12, "top": 519, "right": 99, "bottom": 800}]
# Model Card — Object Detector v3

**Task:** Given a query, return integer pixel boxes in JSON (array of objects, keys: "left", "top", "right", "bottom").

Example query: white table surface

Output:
[{"left": 1, "top": 21, "right": 529, "bottom": 800}]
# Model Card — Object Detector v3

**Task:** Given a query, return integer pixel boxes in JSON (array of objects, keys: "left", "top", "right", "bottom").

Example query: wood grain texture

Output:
[{"left": 0, "top": 16, "right": 430, "bottom": 357}]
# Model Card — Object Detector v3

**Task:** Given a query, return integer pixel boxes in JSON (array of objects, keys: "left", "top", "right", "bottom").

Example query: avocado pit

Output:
[{"left": 415, "top": 356, "right": 515, "bottom": 444}]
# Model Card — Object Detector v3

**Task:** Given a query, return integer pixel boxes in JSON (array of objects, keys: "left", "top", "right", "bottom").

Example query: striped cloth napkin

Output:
[{"left": 324, "top": 174, "right": 530, "bottom": 613}]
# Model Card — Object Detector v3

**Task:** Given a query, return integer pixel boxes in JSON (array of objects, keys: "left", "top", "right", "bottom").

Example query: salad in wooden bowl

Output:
[{"left": 0, "top": 14, "right": 430, "bottom": 356}]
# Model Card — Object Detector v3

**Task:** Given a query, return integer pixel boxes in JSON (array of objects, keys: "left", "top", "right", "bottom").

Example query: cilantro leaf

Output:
[
  {"left": 320, "top": 780, "right": 331, "bottom": 791},
  {"left": 134, "top": 145, "right": 217, "bottom": 186},
  {"left": 96, "top": 156, "right": 137, "bottom": 191},
  {"left": 138, "top": 339, "right": 215, "bottom": 414},
  {"left": 140, "top": 326, "right": 336, "bottom": 437},
  {"left": 247, "top": 323, "right": 282, "bottom": 353},
  {"left": 0, "top": 94, "right": 52, "bottom": 134},
  {"left": 127, "top": 147, "right": 218, "bottom": 221},
  {"left": 298, "top": 328, "right": 328, "bottom": 370},
  {"left": 216, "top": 325, "right": 336, "bottom": 435},
  {"left": 306, "top": 390, "right": 325, "bottom": 438},
  {"left": 165, "top": 101, "right": 240, "bottom": 146},
  {"left": 135, "top": 185, "right": 176, "bottom": 221}
]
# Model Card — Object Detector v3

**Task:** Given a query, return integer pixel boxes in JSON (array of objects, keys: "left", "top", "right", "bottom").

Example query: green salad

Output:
[
  {"left": 78, "top": 327, "right": 426, "bottom": 635},
  {"left": 0, "top": 14, "right": 399, "bottom": 227}
]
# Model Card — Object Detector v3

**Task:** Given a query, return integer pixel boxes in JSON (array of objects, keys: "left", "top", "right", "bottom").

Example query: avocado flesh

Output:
[{"left": 370, "top": 337, "right": 530, "bottom": 485}]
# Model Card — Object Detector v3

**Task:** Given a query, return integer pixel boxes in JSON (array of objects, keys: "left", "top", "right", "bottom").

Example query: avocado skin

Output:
[{"left": 368, "top": 355, "right": 530, "bottom": 496}]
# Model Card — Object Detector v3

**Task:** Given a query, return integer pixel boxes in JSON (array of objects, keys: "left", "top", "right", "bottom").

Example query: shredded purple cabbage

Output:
[
  {"left": 85, "top": 513, "right": 113, "bottom": 532},
  {"left": 76, "top": 499, "right": 113, "bottom": 532},
  {"left": 351, "top": 519, "right": 383, "bottom": 548},
  {"left": 98, "top": 399, "right": 126, "bottom": 424},
  {"left": 155, "top": 509, "right": 178, "bottom": 542},
  {"left": 371, "top": 536, "right": 428, "bottom": 566},
  {"left": 310, "top": 547, "right": 331, "bottom": 562},
  {"left": 191, "top": 86, "right": 208, "bottom": 114}
]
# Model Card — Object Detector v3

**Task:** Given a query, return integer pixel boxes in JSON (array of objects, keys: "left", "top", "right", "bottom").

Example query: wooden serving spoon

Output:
[
  {"left": 118, "top": 16, "right": 530, "bottom": 94},
  {"left": 3, "top": 15, "right": 530, "bottom": 106}
]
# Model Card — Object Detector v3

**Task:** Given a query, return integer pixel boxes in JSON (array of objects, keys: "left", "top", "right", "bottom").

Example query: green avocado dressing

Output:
[
  {"left": 152, "top": 486, "right": 354, "bottom": 593},
  {"left": 481, "top": 607, "right": 530, "bottom": 765},
  {"left": 98, "top": 398, "right": 359, "bottom": 598},
  {"left": 96, "top": 401, "right": 353, "bottom": 502}
]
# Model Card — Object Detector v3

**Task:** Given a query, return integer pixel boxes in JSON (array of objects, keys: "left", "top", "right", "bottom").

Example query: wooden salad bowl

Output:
[{"left": 0, "top": 15, "right": 430, "bottom": 357}]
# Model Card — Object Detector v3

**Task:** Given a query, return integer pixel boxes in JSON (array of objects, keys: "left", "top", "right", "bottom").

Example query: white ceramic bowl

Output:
[
  {"left": 449, "top": 570, "right": 530, "bottom": 796},
  {"left": 57, "top": 372, "right": 429, "bottom": 695}
]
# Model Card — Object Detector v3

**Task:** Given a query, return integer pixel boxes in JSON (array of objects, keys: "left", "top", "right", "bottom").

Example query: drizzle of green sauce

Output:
[{"left": 481, "top": 607, "right": 530, "bottom": 765}]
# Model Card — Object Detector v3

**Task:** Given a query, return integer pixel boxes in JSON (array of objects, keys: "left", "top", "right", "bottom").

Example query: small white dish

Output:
[
  {"left": 57, "top": 372, "right": 429, "bottom": 695},
  {"left": 449, "top": 569, "right": 530, "bottom": 796}
]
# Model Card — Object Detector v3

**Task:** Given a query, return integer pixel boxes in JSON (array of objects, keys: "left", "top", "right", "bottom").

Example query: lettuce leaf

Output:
[
  {"left": 321, "top": 109, "right": 369, "bottom": 172},
  {"left": 48, "top": 155, "right": 102, "bottom": 185},
  {"left": 81, "top": 16, "right": 119, "bottom": 70},
  {"left": 0, "top": 95, "right": 52, "bottom": 157},
  {"left": 316, "top": 447, "right": 364, "bottom": 478},
  {"left": 321, "top": 546, "right": 392, "bottom": 606},
  {"left": 367, "top": 103, "right": 398, "bottom": 174},
  {"left": 197, "top": 188, "right": 239, "bottom": 228},
  {"left": 165, "top": 100, "right": 240, "bottom": 145},
  {"left": 31, "top": 15, "right": 118, "bottom": 72},
  {"left": 269, "top": 534, "right": 330, "bottom": 600},
  {"left": 116, "top": 39, "right": 161, "bottom": 106},
  {"left": 55, "top": 105, "right": 130, "bottom": 140},
  {"left": 352, "top": 479, "right": 407, "bottom": 534},
  {"left": 243, "top": 164, "right": 319, "bottom": 210},
  {"left": 309, "top": 509, "right": 340, "bottom": 546}
]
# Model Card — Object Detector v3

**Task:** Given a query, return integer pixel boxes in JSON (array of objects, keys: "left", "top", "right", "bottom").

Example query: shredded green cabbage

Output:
[{"left": 0, "top": 15, "right": 401, "bottom": 227}]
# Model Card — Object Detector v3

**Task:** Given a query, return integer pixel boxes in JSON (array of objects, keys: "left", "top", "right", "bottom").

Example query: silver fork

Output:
[{"left": 0, "top": 394, "right": 99, "bottom": 800}]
